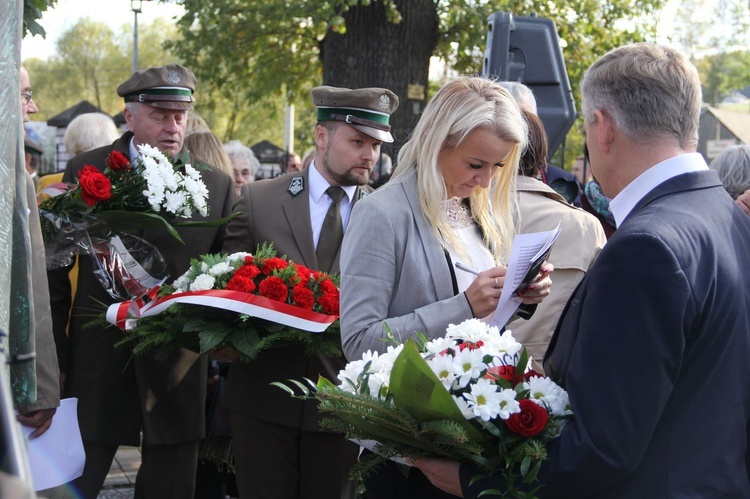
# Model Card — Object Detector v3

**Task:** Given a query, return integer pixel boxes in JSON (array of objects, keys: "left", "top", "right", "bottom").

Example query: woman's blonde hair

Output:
[
  {"left": 184, "top": 131, "right": 233, "bottom": 177},
  {"left": 392, "top": 77, "right": 527, "bottom": 263}
]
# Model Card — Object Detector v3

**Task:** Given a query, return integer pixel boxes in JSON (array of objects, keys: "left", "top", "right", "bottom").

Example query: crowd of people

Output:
[{"left": 10, "top": 39, "right": 750, "bottom": 499}]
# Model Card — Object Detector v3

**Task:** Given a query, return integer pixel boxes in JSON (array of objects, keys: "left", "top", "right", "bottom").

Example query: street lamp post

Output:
[{"left": 131, "top": 0, "right": 143, "bottom": 73}]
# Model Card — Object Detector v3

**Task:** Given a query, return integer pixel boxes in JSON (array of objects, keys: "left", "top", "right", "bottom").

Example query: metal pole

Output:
[{"left": 132, "top": 8, "right": 139, "bottom": 73}]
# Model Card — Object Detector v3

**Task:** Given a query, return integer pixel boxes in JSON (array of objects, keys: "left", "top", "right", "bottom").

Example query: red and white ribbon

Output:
[{"left": 106, "top": 288, "right": 338, "bottom": 333}]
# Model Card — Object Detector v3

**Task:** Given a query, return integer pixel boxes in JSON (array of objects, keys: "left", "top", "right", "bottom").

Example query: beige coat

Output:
[
  {"left": 506, "top": 176, "right": 606, "bottom": 366},
  {"left": 18, "top": 172, "right": 60, "bottom": 414}
]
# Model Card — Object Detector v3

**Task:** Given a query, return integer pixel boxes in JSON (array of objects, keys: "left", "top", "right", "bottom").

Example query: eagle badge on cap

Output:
[
  {"left": 287, "top": 176, "right": 305, "bottom": 196},
  {"left": 167, "top": 70, "right": 181, "bottom": 84},
  {"left": 379, "top": 94, "right": 391, "bottom": 110}
]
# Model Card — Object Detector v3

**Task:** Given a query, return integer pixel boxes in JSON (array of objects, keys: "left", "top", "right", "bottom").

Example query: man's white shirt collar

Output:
[
  {"left": 308, "top": 160, "right": 357, "bottom": 203},
  {"left": 609, "top": 152, "right": 707, "bottom": 227}
]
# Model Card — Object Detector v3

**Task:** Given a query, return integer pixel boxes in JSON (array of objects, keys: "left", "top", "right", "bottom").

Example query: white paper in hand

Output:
[{"left": 490, "top": 223, "right": 561, "bottom": 329}]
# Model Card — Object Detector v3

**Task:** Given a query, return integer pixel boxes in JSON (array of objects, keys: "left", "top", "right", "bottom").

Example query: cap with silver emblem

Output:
[
  {"left": 117, "top": 64, "right": 197, "bottom": 110},
  {"left": 312, "top": 86, "right": 399, "bottom": 143}
]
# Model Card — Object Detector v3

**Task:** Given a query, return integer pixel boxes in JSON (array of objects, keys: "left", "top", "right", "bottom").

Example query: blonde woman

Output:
[{"left": 339, "top": 77, "right": 553, "bottom": 498}]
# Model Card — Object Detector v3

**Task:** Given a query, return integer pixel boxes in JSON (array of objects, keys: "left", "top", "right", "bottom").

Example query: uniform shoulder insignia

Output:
[{"left": 288, "top": 176, "right": 305, "bottom": 196}]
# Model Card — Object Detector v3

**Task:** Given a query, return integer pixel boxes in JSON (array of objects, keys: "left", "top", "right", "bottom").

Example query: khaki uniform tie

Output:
[{"left": 316, "top": 186, "right": 346, "bottom": 273}]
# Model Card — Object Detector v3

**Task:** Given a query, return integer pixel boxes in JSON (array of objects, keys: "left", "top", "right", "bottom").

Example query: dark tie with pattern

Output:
[{"left": 316, "top": 186, "right": 346, "bottom": 273}]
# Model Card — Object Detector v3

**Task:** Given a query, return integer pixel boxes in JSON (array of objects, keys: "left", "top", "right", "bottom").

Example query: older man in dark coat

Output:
[{"left": 48, "top": 64, "right": 235, "bottom": 499}]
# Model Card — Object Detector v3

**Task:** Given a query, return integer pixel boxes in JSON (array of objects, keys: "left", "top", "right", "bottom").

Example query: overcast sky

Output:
[{"left": 22, "top": 0, "right": 185, "bottom": 60}]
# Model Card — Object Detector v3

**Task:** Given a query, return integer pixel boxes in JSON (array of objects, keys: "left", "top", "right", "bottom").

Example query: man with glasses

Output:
[{"left": 14, "top": 64, "right": 61, "bottom": 443}]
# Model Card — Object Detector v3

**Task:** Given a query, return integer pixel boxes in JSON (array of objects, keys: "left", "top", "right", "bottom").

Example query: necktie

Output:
[{"left": 316, "top": 186, "right": 346, "bottom": 273}]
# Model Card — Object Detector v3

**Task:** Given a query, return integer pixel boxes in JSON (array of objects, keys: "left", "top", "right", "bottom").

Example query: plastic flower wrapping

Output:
[
  {"left": 275, "top": 318, "right": 572, "bottom": 497},
  {"left": 39, "top": 145, "right": 235, "bottom": 300},
  {"left": 102, "top": 244, "right": 343, "bottom": 362}
]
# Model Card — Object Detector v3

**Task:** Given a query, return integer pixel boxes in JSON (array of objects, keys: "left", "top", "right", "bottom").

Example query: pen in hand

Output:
[{"left": 454, "top": 261, "right": 479, "bottom": 275}]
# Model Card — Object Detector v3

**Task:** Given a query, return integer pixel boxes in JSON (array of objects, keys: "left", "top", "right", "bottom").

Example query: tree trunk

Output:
[{"left": 321, "top": 0, "right": 439, "bottom": 158}]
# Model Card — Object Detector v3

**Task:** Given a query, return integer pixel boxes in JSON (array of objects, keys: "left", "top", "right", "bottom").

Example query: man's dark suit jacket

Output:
[
  {"left": 48, "top": 131, "right": 235, "bottom": 446},
  {"left": 221, "top": 168, "right": 368, "bottom": 430},
  {"left": 462, "top": 169, "right": 750, "bottom": 497}
]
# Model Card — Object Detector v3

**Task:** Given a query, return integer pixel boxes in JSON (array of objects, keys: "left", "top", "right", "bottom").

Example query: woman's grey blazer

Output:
[{"left": 340, "top": 170, "right": 474, "bottom": 360}]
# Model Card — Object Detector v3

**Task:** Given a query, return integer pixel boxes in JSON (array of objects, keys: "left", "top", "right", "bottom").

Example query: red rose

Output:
[
  {"left": 226, "top": 275, "right": 256, "bottom": 293},
  {"left": 292, "top": 284, "right": 315, "bottom": 310},
  {"left": 262, "top": 257, "right": 288, "bottom": 274},
  {"left": 77, "top": 165, "right": 112, "bottom": 206},
  {"left": 258, "top": 276, "right": 288, "bottom": 302},
  {"left": 106, "top": 150, "right": 130, "bottom": 171},
  {"left": 234, "top": 263, "right": 260, "bottom": 280},
  {"left": 504, "top": 399, "right": 549, "bottom": 437}
]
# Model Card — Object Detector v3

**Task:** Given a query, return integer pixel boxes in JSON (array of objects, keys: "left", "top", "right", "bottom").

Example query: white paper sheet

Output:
[
  {"left": 19, "top": 398, "right": 85, "bottom": 491},
  {"left": 490, "top": 223, "right": 561, "bottom": 329}
]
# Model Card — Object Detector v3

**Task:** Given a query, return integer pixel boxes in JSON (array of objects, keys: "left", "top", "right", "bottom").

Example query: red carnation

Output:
[
  {"left": 226, "top": 275, "right": 256, "bottom": 293},
  {"left": 457, "top": 340, "right": 484, "bottom": 352},
  {"left": 317, "top": 290, "right": 340, "bottom": 315},
  {"left": 318, "top": 279, "right": 337, "bottom": 294},
  {"left": 106, "top": 150, "right": 130, "bottom": 171},
  {"left": 259, "top": 276, "right": 288, "bottom": 302},
  {"left": 292, "top": 284, "right": 315, "bottom": 310},
  {"left": 77, "top": 165, "right": 112, "bottom": 206},
  {"left": 296, "top": 264, "right": 313, "bottom": 283},
  {"left": 234, "top": 263, "right": 261, "bottom": 280},
  {"left": 504, "top": 399, "right": 549, "bottom": 437},
  {"left": 262, "top": 257, "right": 289, "bottom": 274},
  {"left": 243, "top": 256, "right": 254, "bottom": 265}
]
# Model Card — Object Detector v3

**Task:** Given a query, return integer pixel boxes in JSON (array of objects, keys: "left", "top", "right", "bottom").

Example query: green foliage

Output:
[{"left": 23, "top": 0, "right": 57, "bottom": 37}]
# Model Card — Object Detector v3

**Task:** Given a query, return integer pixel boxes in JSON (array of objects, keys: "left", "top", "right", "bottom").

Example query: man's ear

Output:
[
  {"left": 314, "top": 124, "right": 328, "bottom": 150},
  {"left": 123, "top": 107, "right": 135, "bottom": 133},
  {"left": 594, "top": 109, "right": 615, "bottom": 154}
]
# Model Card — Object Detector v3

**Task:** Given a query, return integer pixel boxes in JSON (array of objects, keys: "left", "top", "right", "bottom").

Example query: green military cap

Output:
[
  {"left": 117, "top": 64, "right": 197, "bottom": 110},
  {"left": 312, "top": 86, "right": 399, "bottom": 143},
  {"left": 24, "top": 137, "right": 43, "bottom": 156}
]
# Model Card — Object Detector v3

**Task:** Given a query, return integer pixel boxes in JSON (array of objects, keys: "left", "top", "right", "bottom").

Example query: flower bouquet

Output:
[
  {"left": 104, "top": 243, "right": 343, "bottom": 362},
  {"left": 274, "top": 319, "right": 572, "bottom": 498},
  {"left": 39, "top": 144, "right": 237, "bottom": 299}
]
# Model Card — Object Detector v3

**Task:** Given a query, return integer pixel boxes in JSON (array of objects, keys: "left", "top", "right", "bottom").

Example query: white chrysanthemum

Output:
[
  {"left": 371, "top": 344, "right": 403, "bottom": 373},
  {"left": 495, "top": 388, "right": 521, "bottom": 419},
  {"left": 428, "top": 353, "right": 456, "bottom": 390},
  {"left": 200, "top": 262, "right": 209, "bottom": 273},
  {"left": 137, "top": 143, "right": 161, "bottom": 159},
  {"left": 160, "top": 167, "right": 180, "bottom": 191},
  {"left": 190, "top": 274, "right": 215, "bottom": 291},
  {"left": 164, "top": 190, "right": 188, "bottom": 214},
  {"left": 452, "top": 394, "right": 475, "bottom": 420},
  {"left": 183, "top": 163, "right": 201, "bottom": 180},
  {"left": 424, "top": 336, "right": 457, "bottom": 355},
  {"left": 366, "top": 372, "right": 391, "bottom": 399},
  {"left": 463, "top": 378, "right": 506, "bottom": 421},
  {"left": 452, "top": 348, "right": 486, "bottom": 388},
  {"left": 524, "top": 376, "right": 572, "bottom": 416},
  {"left": 208, "top": 262, "right": 233, "bottom": 277},
  {"left": 445, "top": 318, "right": 491, "bottom": 343},
  {"left": 483, "top": 329, "right": 524, "bottom": 357}
]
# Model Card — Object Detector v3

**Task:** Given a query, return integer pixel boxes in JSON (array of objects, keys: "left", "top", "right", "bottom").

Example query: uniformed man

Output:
[
  {"left": 221, "top": 86, "right": 399, "bottom": 499},
  {"left": 48, "top": 64, "right": 235, "bottom": 499}
]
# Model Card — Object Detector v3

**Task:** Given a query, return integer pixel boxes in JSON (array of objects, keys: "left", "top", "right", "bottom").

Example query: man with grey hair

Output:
[
  {"left": 417, "top": 43, "right": 750, "bottom": 498},
  {"left": 48, "top": 64, "right": 235, "bottom": 498}
]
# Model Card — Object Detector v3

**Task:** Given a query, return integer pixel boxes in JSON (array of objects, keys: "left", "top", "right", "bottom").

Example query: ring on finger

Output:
[{"left": 494, "top": 277, "right": 499, "bottom": 289}]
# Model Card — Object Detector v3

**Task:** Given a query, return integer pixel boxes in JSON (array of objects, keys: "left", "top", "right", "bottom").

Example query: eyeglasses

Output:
[{"left": 21, "top": 92, "right": 33, "bottom": 104}]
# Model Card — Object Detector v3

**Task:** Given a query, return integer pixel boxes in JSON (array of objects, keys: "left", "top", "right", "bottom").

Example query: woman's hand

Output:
[
  {"left": 464, "top": 266, "right": 507, "bottom": 318},
  {"left": 411, "top": 457, "right": 464, "bottom": 497},
  {"left": 737, "top": 190, "right": 750, "bottom": 215},
  {"left": 516, "top": 262, "right": 554, "bottom": 304}
]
